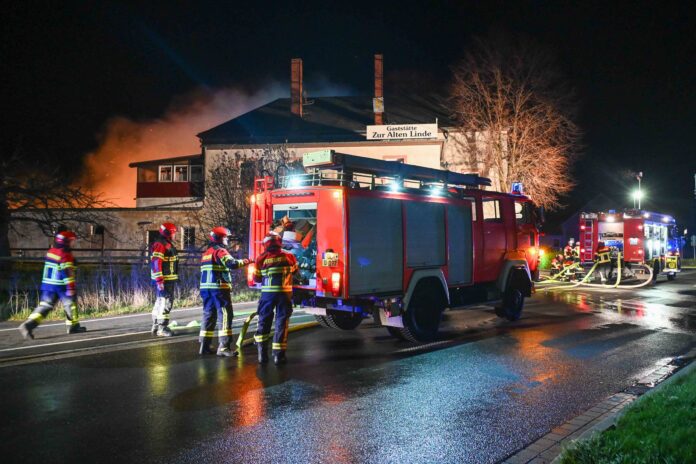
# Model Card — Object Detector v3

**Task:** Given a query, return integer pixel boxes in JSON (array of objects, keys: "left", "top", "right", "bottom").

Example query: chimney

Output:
[
  {"left": 374, "top": 54, "right": 384, "bottom": 125},
  {"left": 291, "top": 58, "right": 303, "bottom": 117}
]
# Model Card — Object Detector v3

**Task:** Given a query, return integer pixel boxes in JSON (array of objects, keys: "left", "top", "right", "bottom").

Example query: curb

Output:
[{"left": 502, "top": 348, "right": 696, "bottom": 464}]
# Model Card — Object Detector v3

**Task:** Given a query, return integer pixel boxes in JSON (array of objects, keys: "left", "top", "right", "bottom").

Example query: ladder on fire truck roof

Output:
[{"left": 289, "top": 150, "right": 492, "bottom": 189}]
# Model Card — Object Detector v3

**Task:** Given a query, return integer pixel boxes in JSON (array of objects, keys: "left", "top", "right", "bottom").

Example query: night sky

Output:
[{"left": 4, "top": 1, "right": 695, "bottom": 228}]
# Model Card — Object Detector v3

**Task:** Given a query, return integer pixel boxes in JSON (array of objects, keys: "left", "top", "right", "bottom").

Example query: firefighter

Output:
[
  {"left": 594, "top": 241, "right": 612, "bottom": 283},
  {"left": 563, "top": 238, "right": 576, "bottom": 260},
  {"left": 18, "top": 231, "right": 86, "bottom": 339},
  {"left": 199, "top": 227, "right": 250, "bottom": 357},
  {"left": 150, "top": 222, "right": 179, "bottom": 337},
  {"left": 253, "top": 232, "right": 298, "bottom": 365}
]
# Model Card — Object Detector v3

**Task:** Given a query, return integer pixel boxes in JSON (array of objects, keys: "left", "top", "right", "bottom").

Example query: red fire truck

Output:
[
  {"left": 248, "top": 151, "right": 542, "bottom": 342},
  {"left": 579, "top": 209, "right": 681, "bottom": 280}
]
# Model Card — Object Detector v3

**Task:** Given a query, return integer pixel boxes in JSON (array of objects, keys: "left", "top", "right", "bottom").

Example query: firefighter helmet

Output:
[
  {"left": 210, "top": 226, "right": 232, "bottom": 245},
  {"left": 55, "top": 230, "right": 77, "bottom": 248},
  {"left": 159, "top": 222, "right": 177, "bottom": 238},
  {"left": 262, "top": 232, "right": 282, "bottom": 250}
]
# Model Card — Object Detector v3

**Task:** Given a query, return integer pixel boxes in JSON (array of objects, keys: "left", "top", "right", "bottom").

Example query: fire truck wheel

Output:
[
  {"left": 398, "top": 280, "right": 446, "bottom": 343},
  {"left": 651, "top": 261, "right": 660, "bottom": 284},
  {"left": 667, "top": 273, "right": 676, "bottom": 281},
  {"left": 496, "top": 288, "right": 524, "bottom": 321},
  {"left": 324, "top": 312, "right": 363, "bottom": 330},
  {"left": 314, "top": 315, "right": 332, "bottom": 328}
]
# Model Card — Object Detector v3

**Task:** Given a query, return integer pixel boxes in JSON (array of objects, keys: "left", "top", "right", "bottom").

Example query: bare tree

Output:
[
  {"left": 1, "top": 142, "right": 115, "bottom": 256},
  {"left": 196, "top": 145, "right": 301, "bottom": 246},
  {"left": 450, "top": 35, "right": 581, "bottom": 209}
]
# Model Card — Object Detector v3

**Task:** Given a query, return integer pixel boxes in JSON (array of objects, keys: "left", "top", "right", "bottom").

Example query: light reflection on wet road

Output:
[{"left": 1, "top": 273, "right": 694, "bottom": 463}]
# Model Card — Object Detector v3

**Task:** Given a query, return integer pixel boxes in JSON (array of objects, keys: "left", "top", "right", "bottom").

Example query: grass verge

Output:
[{"left": 559, "top": 366, "right": 696, "bottom": 463}]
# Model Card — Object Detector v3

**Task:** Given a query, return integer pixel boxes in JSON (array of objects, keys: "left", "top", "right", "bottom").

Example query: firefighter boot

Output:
[
  {"left": 199, "top": 341, "right": 214, "bottom": 355},
  {"left": 217, "top": 345, "right": 238, "bottom": 358},
  {"left": 273, "top": 351, "right": 287, "bottom": 366},
  {"left": 67, "top": 323, "right": 87, "bottom": 334},
  {"left": 151, "top": 323, "right": 159, "bottom": 335},
  {"left": 18, "top": 321, "right": 36, "bottom": 340},
  {"left": 257, "top": 341, "right": 269, "bottom": 364},
  {"left": 157, "top": 325, "right": 173, "bottom": 337}
]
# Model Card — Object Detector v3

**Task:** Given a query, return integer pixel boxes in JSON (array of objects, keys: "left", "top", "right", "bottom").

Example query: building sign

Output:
[{"left": 367, "top": 123, "right": 438, "bottom": 140}]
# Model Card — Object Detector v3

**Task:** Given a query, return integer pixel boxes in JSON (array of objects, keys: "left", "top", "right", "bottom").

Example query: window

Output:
[
  {"left": 138, "top": 166, "right": 157, "bottom": 182},
  {"left": 147, "top": 230, "right": 159, "bottom": 245},
  {"left": 482, "top": 199, "right": 501, "bottom": 221},
  {"left": 515, "top": 201, "right": 532, "bottom": 223},
  {"left": 182, "top": 227, "right": 195, "bottom": 249},
  {"left": 159, "top": 165, "right": 173, "bottom": 182},
  {"left": 190, "top": 165, "right": 204, "bottom": 182},
  {"left": 174, "top": 165, "right": 188, "bottom": 182}
]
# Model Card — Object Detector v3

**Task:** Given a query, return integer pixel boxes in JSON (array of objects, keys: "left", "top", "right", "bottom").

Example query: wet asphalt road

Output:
[{"left": 1, "top": 272, "right": 695, "bottom": 464}]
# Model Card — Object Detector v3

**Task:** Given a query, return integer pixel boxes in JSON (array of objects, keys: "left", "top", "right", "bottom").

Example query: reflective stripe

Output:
[
  {"left": 199, "top": 330, "right": 214, "bottom": 337},
  {"left": 152, "top": 252, "right": 165, "bottom": 259},
  {"left": 254, "top": 334, "right": 271, "bottom": 342},
  {"left": 46, "top": 252, "right": 62, "bottom": 260},
  {"left": 272, "top": 342, "right": 287, "bottom": 350},
  {"left": 218, "top": 329, "right": 233, "bottom": 336},
  {"left": 65, "top": 320, "right": 78, "bottom": 326},
  {"left": 200, "top": 283, "right": 231, "bottom": 289},
  {"left": 29, "top": 313, "right": 44, "bottom": 322}
]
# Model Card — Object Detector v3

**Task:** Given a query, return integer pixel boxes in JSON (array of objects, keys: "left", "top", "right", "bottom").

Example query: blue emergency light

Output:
[{"left": 511, "top": 182, "right": 524, "bottom": 195}]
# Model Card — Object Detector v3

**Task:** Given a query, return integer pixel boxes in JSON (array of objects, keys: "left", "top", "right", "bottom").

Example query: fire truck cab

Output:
[
  {"left": 579, "top": 209, "right": 681, "bottom": 280},
  {"left": 248, "top": 151, "right": 540, "bottom": 342}
]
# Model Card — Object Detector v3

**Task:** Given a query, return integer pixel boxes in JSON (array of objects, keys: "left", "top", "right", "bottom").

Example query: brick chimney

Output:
[
  {"left": 374, "top": 54, "right": 384, "bottom": 125},
  {"left": 291, "top": 58, "right": 303, "bottom": 117}
]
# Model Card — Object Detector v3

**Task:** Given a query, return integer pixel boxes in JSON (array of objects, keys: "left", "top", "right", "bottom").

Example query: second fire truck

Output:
[
  {"left": 579, "top": 209, "right": 681, "bottom": 280},
  {"left": 248, "top": 151, "right": 543, "bottom": 342}
]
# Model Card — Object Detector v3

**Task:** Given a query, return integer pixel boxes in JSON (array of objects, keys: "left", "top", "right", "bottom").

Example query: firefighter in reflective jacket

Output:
[
  {"left": 253, "top": 233, "right": 298, "bottom": 365},
  {"left": 150, "top": 222, "right": 179, "bottom": 337},
  {"left": 594, "top": 241, "right": 612, "bottom": 283},
  {"left": 199, "top": 227, "right": 250, "bottom": 357},
  {"left": 19, "top": 231, "right": 86, "bottom": 339}
]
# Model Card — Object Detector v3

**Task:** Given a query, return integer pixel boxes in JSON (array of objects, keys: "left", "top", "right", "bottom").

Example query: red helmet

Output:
[
  {"left": 262, "top": 232, "right": 282, "bottom": 250},
  {"left": 55, "top": 230, "right": 77, "bottom": 247},
  {"left": 210, "top": 226, "right": 232, "bottom": 244},
  {"left": 159, "top": 222, "right": 177, "bottom": 238}
]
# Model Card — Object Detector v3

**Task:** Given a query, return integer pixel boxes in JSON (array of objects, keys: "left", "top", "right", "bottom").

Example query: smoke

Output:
[{"left": 81, "top": 84, "right": 287, "bottom": 206}]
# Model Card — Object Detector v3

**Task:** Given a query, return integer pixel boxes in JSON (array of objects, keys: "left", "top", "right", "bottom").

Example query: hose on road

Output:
[{"left": 537, "top": 256, "right": 654, "bottom": 292}]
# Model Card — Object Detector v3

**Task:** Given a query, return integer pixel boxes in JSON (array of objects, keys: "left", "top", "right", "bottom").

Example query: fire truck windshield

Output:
[{"left": 272, "top": 203, "right": 317, "bottom": 287}]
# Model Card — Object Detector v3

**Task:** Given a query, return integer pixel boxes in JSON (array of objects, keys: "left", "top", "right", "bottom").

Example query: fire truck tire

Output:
[
  {"left": 397, "top": 280, "right": 446, "bottom": 343},
  {"left": 324, "top": 312, "right": 363, "bottom": 330},
  {"left": 651, "top": 261, "right": 660, "bottom": 284},
  {"left": 667, "top": 273, "right": 676, "bottom": 281},
  {"left": 495, "top": 271, "right": 527, "bottom": 321},
  {"left": 314, "top": 315, "right": 332, "bottom": 328}
]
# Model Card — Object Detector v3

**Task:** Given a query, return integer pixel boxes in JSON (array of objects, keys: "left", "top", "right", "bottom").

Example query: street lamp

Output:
[{"left": 632, "top": 189, "right": 644, "bottom": 209}]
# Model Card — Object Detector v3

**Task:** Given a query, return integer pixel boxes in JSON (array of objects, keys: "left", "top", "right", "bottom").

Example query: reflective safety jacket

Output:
[
  {"left": 150, "top": 237, "right": 179, "bottom": 283},
  {"left": 41, "top": 247, "right": 76, "bottom": 293},
  {"left": 254, "top": 249, "right": 298, "bottom": 293},
  {"left": 200, "top": 245, "right": 246, "bottom": 290},
  {"left": 595, "top": 246, "right": 611, "bottom": 264}
]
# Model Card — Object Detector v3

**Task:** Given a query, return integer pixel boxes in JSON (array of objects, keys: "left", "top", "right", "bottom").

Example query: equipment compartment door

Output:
[{"left": 479, "top": 197, "right": 507, "bottom": 282}]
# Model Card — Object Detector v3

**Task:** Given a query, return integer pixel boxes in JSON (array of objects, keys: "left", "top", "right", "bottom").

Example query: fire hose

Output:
[{"left": 537, "top": 254, "right": 654, "bottom": 291}]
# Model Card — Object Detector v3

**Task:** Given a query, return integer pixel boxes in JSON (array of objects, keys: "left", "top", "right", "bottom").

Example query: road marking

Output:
[
  {"left": 0, "top": 303, "right": 259, "bottom": 333},
  {"left": 0, "top": 310, "right": 309, "bottom": 354}
]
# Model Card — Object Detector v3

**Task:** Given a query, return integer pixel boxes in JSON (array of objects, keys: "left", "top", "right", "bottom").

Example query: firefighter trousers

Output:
[
  {"left": 199, "top": 289, "right": 234, "bottom": 348},
  {"left": 152, "top": 281, "right": 175, "bottom": 326},
  {"left": 254, "top": 292, "right": 293, "bottom": 353},
  {"left": 26, "top": 289, "right": 79, "bottom": 329}
]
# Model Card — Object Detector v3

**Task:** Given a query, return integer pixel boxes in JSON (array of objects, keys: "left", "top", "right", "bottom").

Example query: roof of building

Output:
[
  {"left": 128, "top": 154, "right": 202, "bottom": 168},
  {"left": 197, "top": 95, "right": 457, "bottom": 145}
]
